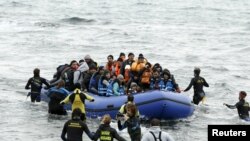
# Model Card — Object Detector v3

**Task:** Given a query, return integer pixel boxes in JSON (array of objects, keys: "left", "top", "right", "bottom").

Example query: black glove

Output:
[{"left": 90, "top": 99, "right": 95, "bottom": 102}]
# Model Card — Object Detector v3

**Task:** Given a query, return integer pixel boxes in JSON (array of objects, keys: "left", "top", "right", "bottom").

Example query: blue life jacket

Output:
[
  {"left": 98, "top": 77, "right": 109, "bottom": 96},
  {"left": 106, "top": 80, "right": 125, "bottom": 96},
  {"left": 159, "top": 80, "right": 165, "bottom": 90},
  {"left": 165, "top": 79, "right": 175, "bottom": 91},
  {"left": 89, "top": 73, "right": 98, "bottom": 94},
  {"left": 150, "top": 78, "right": 162, "bottom": 90}
]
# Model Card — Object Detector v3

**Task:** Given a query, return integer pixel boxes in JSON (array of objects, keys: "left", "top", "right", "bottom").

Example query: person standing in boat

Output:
[
  {"left": 84, "top": 54, "right": 97, "bottom": 68},
  {"left": 118, "top": 103, "right": 141, "bottom": 141},
  {"left": 105, "top": 55, "right": 116, "bottom": 76},
  {"left": 141, "top": 118, "right": 175, "bottom": 141},
  {"left": 183, "top": 67, "right": 209, "bottom": 105},
  {"left": 61, "top": 108, "right": 94, "bottom": 141},
  {"left": 25, "top": 68, "right": 50, "bottom": 103},
  {"left": 93, "top": 114, "right": 126, "bottom": 141},
  {"left": 73, "top": 59, "right": 89, "bottom": 88},
  {"left": 224, "top": 91, "right": 250, "bottom": 121},
  {"left": 120, "top": 52, "right": 135, "bottom": 83},
  {"left": 47, "top": 80, "right": 69, "bottom": 115},
  {"left": 60, "top": 83, "right": 94, "bottom": 121}
]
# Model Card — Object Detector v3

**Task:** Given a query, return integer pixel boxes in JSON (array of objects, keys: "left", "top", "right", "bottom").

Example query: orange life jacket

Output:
[
  {"left": 124, "top": 65, "right": 130, "bottom": 83},
  {"left": 115, "top": 61, "right": 121, "bottom": 76},
  {"left": 131, "top": 60, "right": 146, "bottom": 72},
  {"left": 141, "top": 68, "right": 152, "bottom": 84}
]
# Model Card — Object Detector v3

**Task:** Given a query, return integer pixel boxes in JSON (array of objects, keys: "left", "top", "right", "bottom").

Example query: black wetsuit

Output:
[
  {"left": 25, "top": 77, "right": 50, "bottom": 102},
  {"left": 93, "top": 124, "right": 126, "bottom": 141},
  {"left": 118, "top": 116, "right": 141, "bottom": 141},
  {"left": 225, "top": 100, "right": 250, "bottom": 119},
  {"left": 184, "top": 76, "right": 209, "bottom": 105},
  {"left": 61, "top": 118, "right": 93, "bottom": 141}
]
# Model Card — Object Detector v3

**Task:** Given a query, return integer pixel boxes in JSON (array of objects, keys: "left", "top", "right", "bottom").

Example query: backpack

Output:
[
  {"left": 55, "top": 64, "right": 69, "bottom": 79},
  {"left": 62, "top": 69, "right": 75, "bottom": 91},
  {"left": 150, "top": 131, "right": 162, "bottom": 141}
]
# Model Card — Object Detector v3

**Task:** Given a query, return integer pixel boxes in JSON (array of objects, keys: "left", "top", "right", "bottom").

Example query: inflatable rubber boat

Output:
[{"left": 41, "top": 90, "right": 194, "bottom": 120}]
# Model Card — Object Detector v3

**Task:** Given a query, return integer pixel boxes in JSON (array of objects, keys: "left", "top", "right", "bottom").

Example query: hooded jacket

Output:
[{"left": 73, "top": 62, "right": 89, "bottom": 85}]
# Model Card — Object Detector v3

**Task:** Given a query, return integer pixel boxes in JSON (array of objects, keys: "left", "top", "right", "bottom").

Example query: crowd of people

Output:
[{"left": 24, "top": 52, "right": 250, "bottom": 140}]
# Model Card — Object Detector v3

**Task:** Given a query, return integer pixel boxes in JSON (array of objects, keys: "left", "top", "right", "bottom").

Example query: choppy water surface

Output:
[{"left": 1, "top": 0, "right": 250, "bottom": 141}]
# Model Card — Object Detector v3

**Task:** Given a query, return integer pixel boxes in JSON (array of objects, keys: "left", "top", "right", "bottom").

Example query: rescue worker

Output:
[
  {"left": 25, "top": 68, "right": 50, "bottom": 102},
  {"left": 93, "top": 114, "right": 126, "bottom": 141},
  {"left": 224, "top": 91, "right": 250, "bottom": 121},
  {"left": 60, "top": 83, "right": 94, "bottom": 121},
  {"left": 61, "top": 108, "right": 94, "bottom": 141},
  {"left": 118, "top": 103, "right": 141, "bottom": 141},
  {"left": 184, "top": 67, "right": 209, "bottom": 105}
]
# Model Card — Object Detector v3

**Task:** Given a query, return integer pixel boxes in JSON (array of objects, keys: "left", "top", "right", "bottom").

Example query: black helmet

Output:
[{"left": 194, "top": 67, "right": 200, "bottom": 75}]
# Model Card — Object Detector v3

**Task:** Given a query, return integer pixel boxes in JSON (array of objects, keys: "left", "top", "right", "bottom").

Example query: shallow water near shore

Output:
[{"left": 1, "top": 0, "right": 250, "bottom": 141}]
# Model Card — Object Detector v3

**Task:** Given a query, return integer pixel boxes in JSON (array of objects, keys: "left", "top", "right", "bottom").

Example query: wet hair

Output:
[
  {"left": 240, "top": 91, "right": 247, "bottom": 97},
  {"left": 194, "top": 67, "right": 201, "bottom": 76},
  {"left": 151, "top": 118, "right": 160, "bottom": 126},
  {"left": 127, "top": 95, "right": 134, "bottom": 102},
  {"left": 102, "top": 114, "right": 111, "bottom": 125},
  {"left": 33, "top": 68, "right": 40, "bottom": 77},
  {"left": 72, "top": 108, "right": 82, "bottom": 119},
  {"left": 126, "top": 103, "right": 137, "bottom": 117}
]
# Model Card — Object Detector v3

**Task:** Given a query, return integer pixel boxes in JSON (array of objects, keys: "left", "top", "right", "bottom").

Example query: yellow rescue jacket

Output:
[{"left": 61, "top": 88, "right": 94, "bottom": 114}]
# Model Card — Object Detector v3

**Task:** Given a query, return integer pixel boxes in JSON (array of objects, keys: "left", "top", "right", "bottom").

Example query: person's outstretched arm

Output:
[
  {"left": 25, "top": 78, "right": 32, "bottom": 89},
  {"left": 118, "top": 120, "right": 127, "bottom": 131},
  {"left": 92, "top": 128, "right": 101, "bottom": 141},
  {"left": 82, "top": 122, "right": 94, "bottom": 140},
  {"left": 113, "top": 129, "right": 127, "bottom": 141},
  {"left": 224, "top": 103, "right": 236, "bottom": 109},
  {"left": 184, "top": 78, "right": 194, "bottom": 92},
  {"left": 60, "top": 95, "right": 70, "bottom": 104}
]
